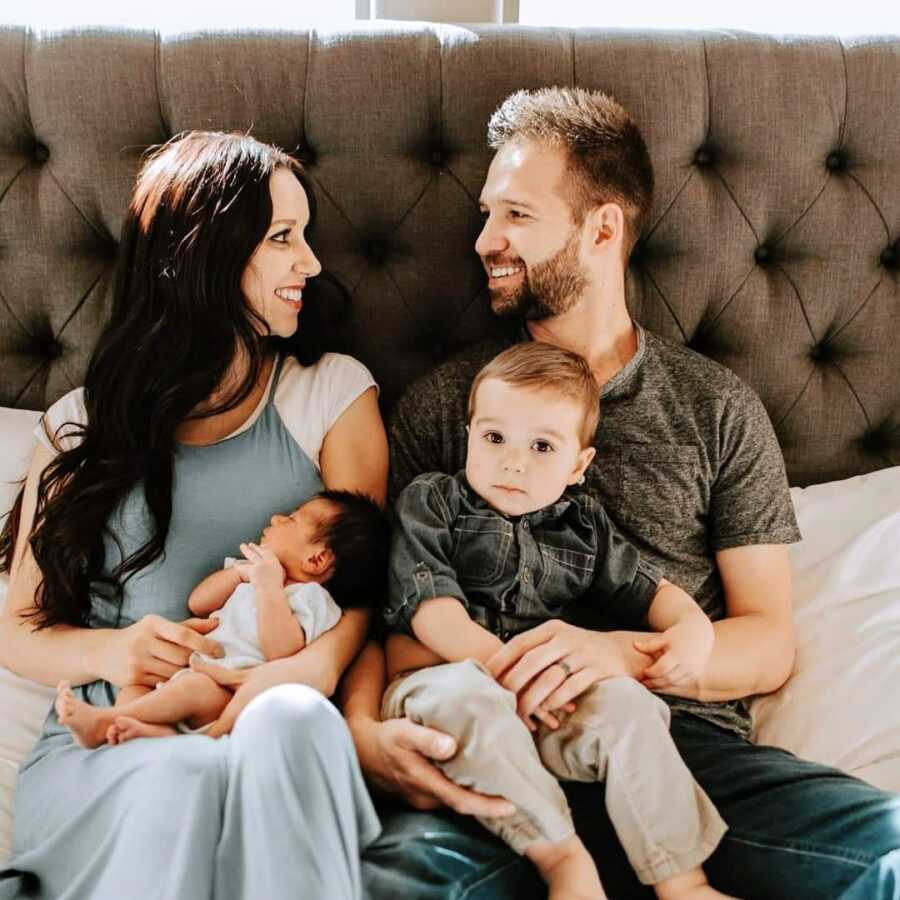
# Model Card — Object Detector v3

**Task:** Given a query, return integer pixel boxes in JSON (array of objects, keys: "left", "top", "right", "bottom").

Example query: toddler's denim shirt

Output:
[{"left": 385, "top": 471, "right": 661, "bottom": 640}]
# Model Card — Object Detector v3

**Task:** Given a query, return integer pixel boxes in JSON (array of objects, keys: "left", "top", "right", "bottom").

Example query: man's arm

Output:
[
  {"left": 340, "top": 638, "right": 517, "bottom": 818},
  {"left": 636, "top": 383, "right": 799, "bottom": 700},
  {"left": 665, "top": 384, "right": 798, "bottom": 700},
  {"left": 489, "top": 544, "right": 794, "bottom": 713},
  {"left": 642, "top": 543, "right": 795, "bottom": 700}
]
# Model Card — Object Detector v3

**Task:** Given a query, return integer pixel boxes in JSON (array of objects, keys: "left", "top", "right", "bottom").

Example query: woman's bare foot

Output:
[
  {"left": 108, "top": 716, "right": 178, "bottom": 745},
  {"left": 55, "top": 681, "right": 115, "bottom": 749},
  {"left": 655, "top": 868, "right": 739, "bottom": 900},
  {"left": 526, "top": 834, "right": 607, "bottom": 900}
]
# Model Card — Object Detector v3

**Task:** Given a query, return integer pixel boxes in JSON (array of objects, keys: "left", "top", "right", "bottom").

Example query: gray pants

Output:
[
  {"left": 382, "top": 660, "right": 726, "bottom": 885},
  {"left": 4, "top": 684, "right": 380, "bottom": 900}
]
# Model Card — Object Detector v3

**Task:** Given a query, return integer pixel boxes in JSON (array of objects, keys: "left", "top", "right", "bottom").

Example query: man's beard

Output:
[{"left": 488, "top": 229, "right": 589, "bottom": 321}]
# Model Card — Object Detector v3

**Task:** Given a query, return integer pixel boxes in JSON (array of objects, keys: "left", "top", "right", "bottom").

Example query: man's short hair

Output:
[
  {"left": 467, "top": 342, "right": 601, "bottom": 448},
  {"left": 487, "top": 87, "right": 654, "bottom": 259}
]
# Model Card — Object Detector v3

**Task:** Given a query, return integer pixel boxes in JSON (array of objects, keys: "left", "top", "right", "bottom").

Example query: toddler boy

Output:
[{"left": 383, "top": 343, "right": 733, "bottom": 900}]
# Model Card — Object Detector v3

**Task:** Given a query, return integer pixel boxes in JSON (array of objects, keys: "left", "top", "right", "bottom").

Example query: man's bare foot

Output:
[
  {"left": 526, "top": 834, "right": 606, "bottom": 900},
  {"left": 108, "top": 716, "right": 178, "bottom": 745},
  {"left": 55, "top": 681, "right": 114, "bottom": 749},
  {"left": 655, "top": 868, "right": 738, "bottom": 900}
]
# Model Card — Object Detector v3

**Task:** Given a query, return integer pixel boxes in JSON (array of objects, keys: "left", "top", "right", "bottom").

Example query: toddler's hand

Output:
[
  {"left": 238, "top": 542, "right": 285, "bottom": 594},
  {"left": 634, "top": 615, "right": 714, "bottom": 691}
]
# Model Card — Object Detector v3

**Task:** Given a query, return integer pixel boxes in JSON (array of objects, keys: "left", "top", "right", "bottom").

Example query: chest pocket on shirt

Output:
[
  {"left": 535, "top": 544, "right": 596, "bottom": 609},
  {"left": 452, "top": 515, "right": 513, "bottom": 586},
  {"left": 619, "top": 444, "right": 701, "bottom": 538}
]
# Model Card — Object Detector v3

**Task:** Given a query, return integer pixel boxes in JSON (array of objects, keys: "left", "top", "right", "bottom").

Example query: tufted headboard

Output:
[{"left": 0, "top": 24, "right": 897, "bottom": 487}]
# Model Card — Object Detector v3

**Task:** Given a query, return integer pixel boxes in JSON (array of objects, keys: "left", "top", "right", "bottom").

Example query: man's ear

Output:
[
  {"left": 587, "top": 203, "right": 625, "bottom": 253},
  {"left": 304, "top": 546, "right": 335, "bottom": 577},
  {"left": 567, "top": 446, "right": 596, "bottom": 485}
]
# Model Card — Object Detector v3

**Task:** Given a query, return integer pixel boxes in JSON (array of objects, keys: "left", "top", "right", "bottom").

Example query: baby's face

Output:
[
  {"left": 259, "top": 497, "right": 334, "bottom": 567},
  {"left": 465, "top": 378, "right": 594, "bottom": 516}
]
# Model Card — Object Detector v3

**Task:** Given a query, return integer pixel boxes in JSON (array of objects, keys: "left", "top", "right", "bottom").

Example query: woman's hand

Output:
[
  {"left": 102, "top": 614, "right": 222, "bottom": 688},
  {"left": 348, "top": 714, "right": 517, "bottom": 818},
  {"left": 190, "top": 647, "right": 337, "bottom": 738},
  {"left": 486, "top": 620, "right": 641, "bottom": 723}
]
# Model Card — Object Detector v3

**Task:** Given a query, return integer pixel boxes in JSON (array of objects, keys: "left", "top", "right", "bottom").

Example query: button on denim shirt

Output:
[{"left": 385, "top": 471, "right": 662, "bottom": 640}]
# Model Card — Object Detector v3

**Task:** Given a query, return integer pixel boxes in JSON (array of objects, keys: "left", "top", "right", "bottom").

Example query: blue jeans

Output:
[{"left": 362, "top": 714, "right": 900, "bottom": 899}]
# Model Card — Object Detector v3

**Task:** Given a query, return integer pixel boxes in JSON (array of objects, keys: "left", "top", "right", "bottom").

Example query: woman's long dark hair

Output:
[{"left": 0, "top": 131, "right": 345, "bottom": 628}]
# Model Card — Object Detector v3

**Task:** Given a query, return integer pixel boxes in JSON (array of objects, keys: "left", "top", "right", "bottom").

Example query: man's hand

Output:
[
  {"left": 635, "top": 615, "right": 714, "bottom": 692},
  {"left": 349, "top": 715, "right": 517, "bottom": 818},
  {"left": 486, "top": 620, "right": 638, "bottom": 724},
  {"left": 235, "top": 542, "right": 285, "bottom": 594}
]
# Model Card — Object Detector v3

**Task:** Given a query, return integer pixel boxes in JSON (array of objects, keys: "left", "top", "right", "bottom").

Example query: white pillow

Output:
[
  {"left": 0, "top": 408, "right": 55, "bottom": 864},
  {"left": 750, "top": 465, "right": 900, "bottom": 792},
  {"left": 0, "top": 407, "right": 42, "bottom": 541}
]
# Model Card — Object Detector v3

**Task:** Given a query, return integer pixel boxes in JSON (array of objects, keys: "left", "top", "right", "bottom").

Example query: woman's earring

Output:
[{"left": 577, "top": 474, "right": 586, "bottom": 485}]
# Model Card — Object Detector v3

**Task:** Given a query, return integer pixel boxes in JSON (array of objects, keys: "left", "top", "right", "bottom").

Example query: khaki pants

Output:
[{"left": 382, "top": 659, "right": 726, "bottom": 885}]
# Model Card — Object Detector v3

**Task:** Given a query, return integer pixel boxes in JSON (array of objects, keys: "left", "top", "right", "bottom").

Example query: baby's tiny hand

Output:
[
  {"left": 238, "top": 542, "right": 285, "bottom": 594},
  {"left": 635, "top": 615, "right": 714, "bottom": 691}
]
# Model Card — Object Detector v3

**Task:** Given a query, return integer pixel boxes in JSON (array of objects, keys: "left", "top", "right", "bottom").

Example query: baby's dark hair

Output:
[{"left": 313, "top": 490, "right": 390, "bottom": 609}]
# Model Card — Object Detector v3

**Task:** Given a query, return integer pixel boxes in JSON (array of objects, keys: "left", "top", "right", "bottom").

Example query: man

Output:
[{"left": 347, "top": 87, "right": 900, "bottom": 898}]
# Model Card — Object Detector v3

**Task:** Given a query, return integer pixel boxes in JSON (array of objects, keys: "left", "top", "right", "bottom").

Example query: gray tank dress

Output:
[{"left": 0, "top": 354, "right": 381, "bottom": 900}]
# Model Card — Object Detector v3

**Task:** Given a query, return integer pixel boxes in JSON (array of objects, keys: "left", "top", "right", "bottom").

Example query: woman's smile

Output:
[{"left": 275, "top": 286, "right": 304, "bottom": 312}]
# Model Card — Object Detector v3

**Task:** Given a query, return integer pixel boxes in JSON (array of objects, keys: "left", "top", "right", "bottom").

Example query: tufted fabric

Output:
[{"left": 0, "top": 24, "right": 897, "bottom": 487}]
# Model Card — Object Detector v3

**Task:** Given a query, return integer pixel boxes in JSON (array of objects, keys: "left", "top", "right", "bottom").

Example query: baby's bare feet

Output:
[
  {"left": 111, "top": 715, "right": 177, "bottom": 744},
  {"left": 55, "top": 681, "right": 113, "bottom": 749}
]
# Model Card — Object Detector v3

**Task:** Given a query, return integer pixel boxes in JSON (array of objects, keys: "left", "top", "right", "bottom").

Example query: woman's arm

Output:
[
  {"left": 319, "top": 386, "right": 388, "bottom": 506},
  {"left": 197, "top": 605, "right": 369, "bottom": 737},
  {"left": 1, "top": 444, "right": 122, "bottom": 684},
  {"left": 1, "top": 445, "right": 221, "bottom": 688},
  {"left": 316, "top": 384, "right": 388, "bottom": 676},
  {"left": 486, "top": 545, "right": 795, "bottom": 713}
]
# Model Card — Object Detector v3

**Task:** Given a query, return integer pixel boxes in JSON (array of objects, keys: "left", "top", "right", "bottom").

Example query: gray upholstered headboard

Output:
[{"left": 0, "top": 24, "right": 897, "bottom": 487}]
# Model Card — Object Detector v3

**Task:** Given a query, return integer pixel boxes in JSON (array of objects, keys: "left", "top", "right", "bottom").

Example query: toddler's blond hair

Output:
[{"left": 468, "top": 342, "right": 600, "bottom": 447}]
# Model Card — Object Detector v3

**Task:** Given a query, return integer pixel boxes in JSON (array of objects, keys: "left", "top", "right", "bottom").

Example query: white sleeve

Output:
[
  {"left": 33, "top": 388, "right": 88, "bottom": 454},
  {"left": 274, "top": 353, "right": 378, "bottom": 471},
  {"left": 286, "top": 582, "right": 342, "bottom": 643}
]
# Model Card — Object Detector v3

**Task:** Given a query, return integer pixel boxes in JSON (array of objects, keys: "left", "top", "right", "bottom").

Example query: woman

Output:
[{"left": 0, "top": 131, "right": 387, "bottom": 900}]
